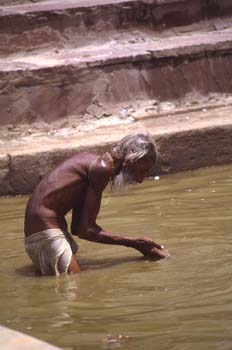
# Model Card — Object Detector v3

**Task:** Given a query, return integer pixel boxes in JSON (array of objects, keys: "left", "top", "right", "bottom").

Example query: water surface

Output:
[{"left": 0, "top": 165, "right": 232, "bottom": 350}]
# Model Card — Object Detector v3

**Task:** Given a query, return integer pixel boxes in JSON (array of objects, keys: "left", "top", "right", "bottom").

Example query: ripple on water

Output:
[{"left": 1, "top": 165, "right": 232, "bottom": 350}]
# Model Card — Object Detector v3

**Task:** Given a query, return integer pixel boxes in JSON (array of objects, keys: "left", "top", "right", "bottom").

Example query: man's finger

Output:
[
  {"left": 151, "top": 247, "right": 169, "bottom": 258},
  {"left": 152, "top": 242, "right": 164, "bottom": 249}
]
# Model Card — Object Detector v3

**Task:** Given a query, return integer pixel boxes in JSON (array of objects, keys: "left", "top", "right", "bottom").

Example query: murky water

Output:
[{"left": 0, "top": 165, "right": 232, "bottom": 350}]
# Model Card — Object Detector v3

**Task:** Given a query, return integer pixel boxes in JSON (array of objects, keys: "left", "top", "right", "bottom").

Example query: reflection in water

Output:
[
  {"left": 80, "top": 256, "right": 142, "bottom": 271},
  {"left": 0, "top": 165, "right": 232, "bottom": 350}
]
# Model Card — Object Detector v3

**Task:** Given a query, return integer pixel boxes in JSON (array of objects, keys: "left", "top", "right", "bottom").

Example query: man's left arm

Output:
[{"left": 71, "top": 163, "right": 169, "bottom": 259}]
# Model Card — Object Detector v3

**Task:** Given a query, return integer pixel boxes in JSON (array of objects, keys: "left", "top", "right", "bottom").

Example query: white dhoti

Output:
[{"left": 25, "top": 229, "right": 78, "bottom": 276}]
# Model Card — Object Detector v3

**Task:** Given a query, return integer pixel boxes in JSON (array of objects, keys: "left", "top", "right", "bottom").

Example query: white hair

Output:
[
  {"left": 111, "top": 132, "right": 158, "bottom": 166},
  {"left": 111, "top": 132, "right": 158, "bottom": 193}
]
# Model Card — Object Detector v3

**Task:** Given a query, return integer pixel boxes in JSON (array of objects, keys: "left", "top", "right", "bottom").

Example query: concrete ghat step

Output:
[
  {"left": 0, "top": 0, "right": 232, "bottom": 54},
  {"left": 0, "top": 29, "right": 232, "bottom": 126},
  {"left": 2, "top": 29, "right": 232, "bottom": 71},
  {"left": 0, "top": 325, "right": 62, "bottom": 350},
  {"left": 0, "top": 105, "right": 232, "bottom": 195}
]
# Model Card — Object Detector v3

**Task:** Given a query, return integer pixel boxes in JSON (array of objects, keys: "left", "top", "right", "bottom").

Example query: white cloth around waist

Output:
[{"left": 25, "top": 228, "right": 78, "bottom": 276}]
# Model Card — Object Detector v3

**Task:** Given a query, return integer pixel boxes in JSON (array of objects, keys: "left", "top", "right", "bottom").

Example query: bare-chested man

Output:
[{"left": 24, "top": 132, "right": 169, "bottom": 276}]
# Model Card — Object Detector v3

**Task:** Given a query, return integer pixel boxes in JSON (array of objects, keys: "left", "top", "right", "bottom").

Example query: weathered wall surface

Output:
[
  {"left": 0, "top": 39, "right": 232, "bottom": 126},
  {"left": 0, "top": 0, "right": 232, "bottom": 127},
  {"left": 0, "top": 0, "right": 232, "bottom": 195},
  {"left": 0, "top": 0, "right": 232, "bottom": 54}
]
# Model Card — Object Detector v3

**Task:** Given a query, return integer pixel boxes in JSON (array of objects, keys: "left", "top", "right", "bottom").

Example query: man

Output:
[{"left": 24, "top": 132, "right": 169, "bottom": 276}]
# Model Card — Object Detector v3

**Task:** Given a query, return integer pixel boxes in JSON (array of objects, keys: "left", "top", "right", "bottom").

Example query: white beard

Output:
[{"left": 112, "top": 168, "right": 137, "bottom": 193}]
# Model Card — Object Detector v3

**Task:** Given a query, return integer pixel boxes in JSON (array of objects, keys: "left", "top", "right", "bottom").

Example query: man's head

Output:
[{"left": 111, "top": 132, "right": 158, "bottom": 192}]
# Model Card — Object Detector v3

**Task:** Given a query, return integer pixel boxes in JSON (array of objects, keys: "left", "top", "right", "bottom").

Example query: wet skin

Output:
[{"left": 24, "top": 152, "right": 169, "bottom": 273}]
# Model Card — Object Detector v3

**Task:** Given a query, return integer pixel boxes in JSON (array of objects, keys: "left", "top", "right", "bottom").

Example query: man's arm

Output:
[{"left": 72, "top": 160, "right": 168, "bottom": 260}]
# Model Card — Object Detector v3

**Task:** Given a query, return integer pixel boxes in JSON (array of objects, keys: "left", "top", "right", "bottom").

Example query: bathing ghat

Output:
[{"left": 0, "top": 0, "right": 232, "bottom": 195}]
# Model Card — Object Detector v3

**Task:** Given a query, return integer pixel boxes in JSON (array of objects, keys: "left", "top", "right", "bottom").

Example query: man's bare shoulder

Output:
[
  {"left": 87, "top": 153, "right": 113, "bottom": 190},
  {"left": 64, "top": 152, "right": 98, "bottom": 164},
  {"left": 55, "top": 152, "right": 99, "bottom": 172},
  {"left": 56, "top": 152, "right": 111, "bottom": 177},
  {"left": 36, "top": 153, "right": 99, "bottom": 188}
]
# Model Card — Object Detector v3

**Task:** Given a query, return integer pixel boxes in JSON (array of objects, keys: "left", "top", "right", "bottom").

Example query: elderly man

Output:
[{"left": 24, "top": 132, "right": 169, "bottom": 276}]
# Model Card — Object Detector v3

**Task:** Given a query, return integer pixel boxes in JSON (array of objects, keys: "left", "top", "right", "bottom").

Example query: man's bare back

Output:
[{"left": 24, "top": 153, "right": 107, "bottom": 236}]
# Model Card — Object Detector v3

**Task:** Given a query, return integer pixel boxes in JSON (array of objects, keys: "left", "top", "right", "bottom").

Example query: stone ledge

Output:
[
  {"left": 1, "top": 0, "right": 231, "bottom": 19},
  {"left": 0, "top": 30, "right": 232, "bottom": 127},
  {"left": 1, "top": 29, "right": 232, "bottom": 76},
  {"left": 0, "top": 0, "right": 232, "bottom": 54},
  {"left": 1, "top": 105, "right": 232, "bottom": 196}
]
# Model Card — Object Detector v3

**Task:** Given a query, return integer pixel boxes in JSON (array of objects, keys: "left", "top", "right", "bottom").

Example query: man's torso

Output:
[{"left": 24, "top": 153, "right": 100, "bottom": 236}]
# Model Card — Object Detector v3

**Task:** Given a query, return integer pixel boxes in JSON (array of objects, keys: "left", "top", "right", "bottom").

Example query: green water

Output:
[{"left": 0, "top": 165, "right": 232, "bottom": 350}]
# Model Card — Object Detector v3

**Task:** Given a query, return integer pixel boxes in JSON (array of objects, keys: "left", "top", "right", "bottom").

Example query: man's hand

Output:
[{"left": 136, "top": 237, "right": 170, "bottom": 260}]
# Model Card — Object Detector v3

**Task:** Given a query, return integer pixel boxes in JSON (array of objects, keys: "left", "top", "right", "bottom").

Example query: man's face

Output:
[
  {"left": 128, "top": 156, "right": 155, "bottom": 184},
  {"left": 112, "top": 156, "right": 154, "bottom": 192}
]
